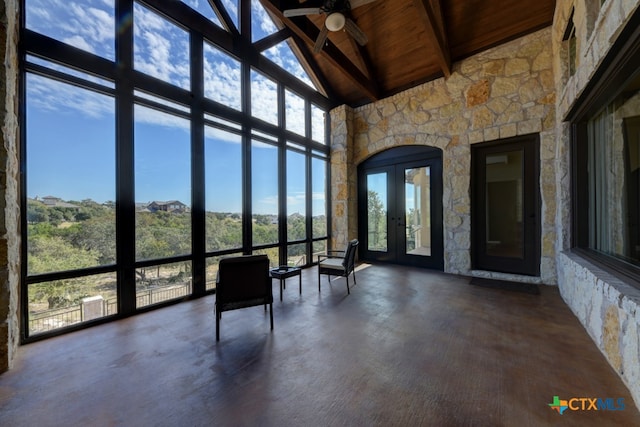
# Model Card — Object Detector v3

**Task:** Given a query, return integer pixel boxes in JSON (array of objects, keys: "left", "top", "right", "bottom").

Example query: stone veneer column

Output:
[
  {"left": 328, "top": 105, "right": 357, "bottom": 251},
  {"left": 0, "top": 0, "right": 20, "bottom": 373}
]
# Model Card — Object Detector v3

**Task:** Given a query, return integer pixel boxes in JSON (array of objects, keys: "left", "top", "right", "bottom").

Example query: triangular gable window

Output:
[
  {"left": 180, "top": 0, "right": 224, "bottom": 29},
  {"left": 251, "top": 0, "right": 277, "bottom": 42},
  {"left": 221, "top": 0, "right": 239, "bottom": 31},
  {"left": 262, "top": 40, "right": 316, "bottom": 90},
  {"left": 252, "top": 0, "right": 319, "bottom": 92}
]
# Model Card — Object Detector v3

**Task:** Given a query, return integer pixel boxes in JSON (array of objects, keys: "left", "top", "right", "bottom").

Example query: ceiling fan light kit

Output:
[
  {"left": 325, "top": 13, "right": 346, "bottom": 31},
  {"left": 283, "top": 0, "right": 378, "bottom": 53}
]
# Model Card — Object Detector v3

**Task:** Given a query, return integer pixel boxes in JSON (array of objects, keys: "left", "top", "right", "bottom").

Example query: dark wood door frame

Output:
[
  {"left": 471, "top": 134, "right": 541, "bottom": 276},
  {"left": 357, "top": 146, "right": 444, "bottom": 270}
]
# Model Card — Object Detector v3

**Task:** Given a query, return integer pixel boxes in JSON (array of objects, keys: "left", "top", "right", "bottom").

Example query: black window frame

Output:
[
  {"left": 568, "top": 6, "right": 640, "bottom": 289},
  {"left": 19, "top": 0, "right": 332, "bottom": 342}
]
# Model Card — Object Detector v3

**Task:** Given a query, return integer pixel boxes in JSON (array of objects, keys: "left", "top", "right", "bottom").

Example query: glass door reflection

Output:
[
  {"left": 405, "top": 167, "right": 431, "bottom": 257},
  {"left": 367, "top": 172, "right": 388, "bottom": 252},
  {"left": 485, "top": 150, "right": 524, "bottom": 258}
]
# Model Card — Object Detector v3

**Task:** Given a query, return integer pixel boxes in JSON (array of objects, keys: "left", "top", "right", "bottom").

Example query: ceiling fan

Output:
[{"left": 283, "top": 0, "right": 378, "bottom": 53}]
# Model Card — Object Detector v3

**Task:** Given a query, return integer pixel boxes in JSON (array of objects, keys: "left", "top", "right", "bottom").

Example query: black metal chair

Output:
[
  {"left": 317, "top": 239, "right": 359, "bottom": 295},
  {"left": 215, "top": 254, "right": 273, "bottom": 341}
]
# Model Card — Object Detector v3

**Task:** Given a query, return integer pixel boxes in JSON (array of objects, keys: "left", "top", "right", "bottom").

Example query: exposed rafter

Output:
[
  {"left": 413, "top": 0, "right": 451, "bottom": 78},
  {"left": 287, "top": 33, "right": 336, "bottom": 99},
  {"left": 260, "top": 0, "right": 380, "bottom": 103},
  {"left": 258, "top": 5, "right": 333, "bottom": 100},
  {"left": 346, "top": 34, "right": 377, "bottom": 84}
]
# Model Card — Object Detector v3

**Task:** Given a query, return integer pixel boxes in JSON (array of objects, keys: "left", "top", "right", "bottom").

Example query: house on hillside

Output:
[
  {"left": 39, "top": 196, "right": 80, "bottom": 210},
  {"left": 146, "top": 200, "right": 188, "bottom": 213}
]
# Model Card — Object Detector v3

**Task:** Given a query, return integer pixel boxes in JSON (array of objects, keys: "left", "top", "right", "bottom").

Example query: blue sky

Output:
[{"left": 25, "top": 0, "right": 326, "bottom": 215}]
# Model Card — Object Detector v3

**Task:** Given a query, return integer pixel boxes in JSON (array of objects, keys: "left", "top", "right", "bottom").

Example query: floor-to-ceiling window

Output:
[
  {"left": 21, "top": 0, "right": 331, "bottom": 340},
  {"left": 570, "top": 9, "right": 640, "bottom": 288}
]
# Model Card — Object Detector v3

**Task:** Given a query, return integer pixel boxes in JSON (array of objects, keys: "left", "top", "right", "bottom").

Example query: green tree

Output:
[{"left": 368, "top": 190, "right": 386, "bottom": 249}]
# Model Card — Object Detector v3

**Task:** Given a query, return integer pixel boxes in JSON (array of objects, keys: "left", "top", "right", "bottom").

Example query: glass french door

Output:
[
  {"left": 359, "top": 151, "right": 443, "bottom": 269},
  {"left": 471, "top": 135, "right": 540, "bottom": 275}
]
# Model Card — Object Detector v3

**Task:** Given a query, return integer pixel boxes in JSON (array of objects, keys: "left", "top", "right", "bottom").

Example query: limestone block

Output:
[
  {"left": 492, "top": 77, "right": 520, "bottom": 97},
  {"left": 542, "top": 106, "right": 556, "bottom": 130},
  {"left": 453, "top": 231, "right": 470, "bottom": 249},
  {"left": 410, "top": 111, "right": 431, "bottom": 126},
  {"left": 517, "top": 119, "right": 541, "bottom": 135},
  {"left": 516, "top": 36, "right": 545, "bottom": 59},
  {"left": 518, "top": 79, "right": 544, "bottom": 104},
  {"left": 542, "top": 233, "right": 554, "bottom": 257},
  {"left": 505, "top": 58, "right": 530, "bottom": 76},
  {"left": 472, "top": 106, "right": 495, "bottom": 129},
  {"left": 483, "top": 127, "right": 500, "bottom": 141},
  {"left": 603, "top": 305, "right": 623, "bottom": 372},
  {"left": 486, "top": 97, "right": 510, "bottom": 115},
  {"left": 496, "top": 102, "right": 524, "bottom": 125},
  {"left": 482, "top": 60, "right": 505, "bottom": 76},
  {"left": 335, "top": 184, "right": 348, "bottom": 200},
  {"left": 524, "top": 104, "right": 545, "bottom": 120},
  {"left": 468, "top": 130, "right": 484, "bottom": 144},
  {"left": 439, "top": 100, "right": 462, "bottom": 119},
  {"left": 354, "top": 116, "right": 368, "bottom": 133},
  {"left": 466, "top": 79, "right": 490, "bottom": 107},
  {"left": 421, "top": 86, "right": 453, "bottom": 110},
  {"left": 532, "top": 48, "right": 552, "bottom": 72},
  {"left": 459, "top": 59, "right": 482, "bottom": 77},
  {"left": 448, "top": 116, "right": 470, "bottom": 134},
  {"left": 499, "top": 123, "right": 517, "bottom": 138},
  {"left": 445, "top": 72, "right": 472, "bottom": 98},
  {"left": 381, "top": 103, "right": 396, "bottom": 118}
]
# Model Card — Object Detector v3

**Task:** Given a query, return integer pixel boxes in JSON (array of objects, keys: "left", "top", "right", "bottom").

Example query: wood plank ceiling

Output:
[{"left": 260, "top": 0, "right": 556, "bottom": 107}]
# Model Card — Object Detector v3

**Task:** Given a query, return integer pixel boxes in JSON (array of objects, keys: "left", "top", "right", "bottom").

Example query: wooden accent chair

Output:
[
  {"left": 215, "top": 254, "right": 273, "bottom": 341},
  {"left": 317, "top": 239, "right": 359, "bottom": 295}
]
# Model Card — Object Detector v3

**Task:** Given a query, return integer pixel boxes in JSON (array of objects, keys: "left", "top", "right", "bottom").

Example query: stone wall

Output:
[
  {"left": 558, "top": 252, "right": 640, "bottom": 406},
  {"left": 553, "top": 0, "right": 640, "bottom": 407},
  {"left": 330, "top": 27, "right": 557, "bottom": 284},
  {"left": 0, "top": 0, "right": 20, "bottom": 373}
]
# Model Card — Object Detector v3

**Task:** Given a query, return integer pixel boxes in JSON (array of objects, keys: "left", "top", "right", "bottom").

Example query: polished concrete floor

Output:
[{"left": 1, "top": 264, "right": 639, "bottom": 426}]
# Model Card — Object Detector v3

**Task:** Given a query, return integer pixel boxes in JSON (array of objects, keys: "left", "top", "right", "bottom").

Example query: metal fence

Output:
[{"left": 29, "top": 282, "right": 192, "bottom": 334}]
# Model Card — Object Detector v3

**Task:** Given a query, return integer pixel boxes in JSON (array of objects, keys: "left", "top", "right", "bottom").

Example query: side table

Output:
[{"left": 270, "top": 266, "right": 302, "bottom": 301}]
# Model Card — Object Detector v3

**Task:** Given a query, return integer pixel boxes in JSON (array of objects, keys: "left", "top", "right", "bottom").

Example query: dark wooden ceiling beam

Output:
[
  {"left": 289, "top": 34, "right": 338, "bottom": 100},
  {"left": 260, "top": 0, "right": 380, "bottom": 102},
  {"left": 259, "top": 5, "right": 335, "bottom": 101},
  {"left": 346, "top": 36, "right": 378, "bottom": 86},
  {"left": 413, "top": 0, "right": 451, "bottom": 78}
]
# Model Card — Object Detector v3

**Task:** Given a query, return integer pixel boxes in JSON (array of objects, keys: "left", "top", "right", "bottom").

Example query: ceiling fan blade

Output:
[
  {"left": 349, "top": 0, "right": 378, "bottom": 9},
  {"left": 344, "top": 18, "right": 368, "bottom": 46},
  {"left": 283, "top": 7, "right": 322, "bottom": 18},
  {"left": 313, "top": 25, "right": 330, "bottom": 54}
]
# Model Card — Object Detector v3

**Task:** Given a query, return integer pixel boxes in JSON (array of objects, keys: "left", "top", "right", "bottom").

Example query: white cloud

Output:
[
  {"left": 251, "top": 71, "right": 278, "bottom": 124},
  {"left": 204, "top": 44, "right": 242, "bottom": 110},
  {"left": 61, "top": 35, "right": 94, "bottom": 54},
  {"left": 134, "top": 3, "right": 191, "bottom": 90},
  {"left": 251, "top": 0, "right": 277, "bottom": 37},
  {"left": 26, "top": 0, "right": 324, "bottom": 145},
  {"left": 28, "top": 0, "right": 115, "bottom": 59},
  {"left": 204, "top": 125, "right": 242, "bottom": 145},
  {"left": 27, "top": 74, "right": 113, "bottom": 119},
  {"left": 286, "top": 90, "right": 306, "bottom": 136}
]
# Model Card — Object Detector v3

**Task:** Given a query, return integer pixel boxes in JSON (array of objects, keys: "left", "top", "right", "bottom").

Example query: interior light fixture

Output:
[{"left": 325, "top": 12, "right": 346, "bottom": 31}]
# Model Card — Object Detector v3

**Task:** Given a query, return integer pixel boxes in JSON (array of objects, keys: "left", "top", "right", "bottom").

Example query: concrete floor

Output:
[{"left": 0, "top": 263, "right": 638, "bottom": 426}]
